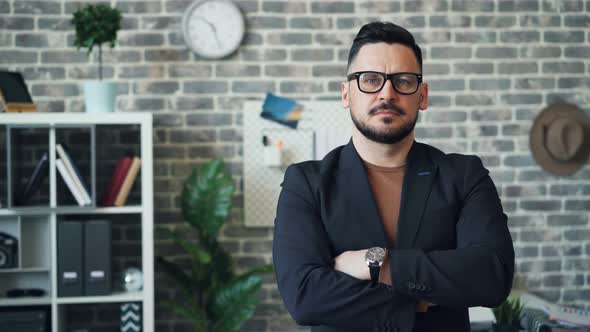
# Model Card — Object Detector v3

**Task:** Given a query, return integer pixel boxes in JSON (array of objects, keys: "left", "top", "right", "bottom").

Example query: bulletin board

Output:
[{"left": 243, "top": 101, "right": 352, "bottom": 227}]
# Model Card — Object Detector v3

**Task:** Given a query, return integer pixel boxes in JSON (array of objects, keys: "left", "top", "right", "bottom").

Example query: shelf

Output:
[
  {"left": 0, "top": 205, "right": 145, "bottom": 216},
  {"left": 0, "top": 296, "right": 51, "bottom": 306},
  {"left": 0, "top": 292, "right": 144, "bottom": 311},
  {"left": 0, "top": 113, "right": 153, "bottom": 331},
  {"left": 0, "top": 267, "right": 49, "bottom": 273},
  {"left": 56, "top": 291, "right": 144, "bottom": 304},
  {"left": 0, "top": 113, "right": 152, "bottom": 126}
]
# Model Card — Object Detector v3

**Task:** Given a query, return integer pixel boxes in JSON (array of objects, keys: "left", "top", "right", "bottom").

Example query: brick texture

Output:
[{"left": 1, "top": 0, "right": 589, "bottom": 331}]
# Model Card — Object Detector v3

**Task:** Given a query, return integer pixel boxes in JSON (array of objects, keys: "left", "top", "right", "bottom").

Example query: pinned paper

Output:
[{"left": 260, "top": 93, "right": 303, "bottom": 129}]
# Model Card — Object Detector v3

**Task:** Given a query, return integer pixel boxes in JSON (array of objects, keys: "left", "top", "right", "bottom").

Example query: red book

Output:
[{"left": 100, "top": 157, "right": 133, "bottom": 206}]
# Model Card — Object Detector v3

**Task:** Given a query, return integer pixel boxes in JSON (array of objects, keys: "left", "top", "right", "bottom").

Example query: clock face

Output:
[{"left": 182, "top": 0, "right": 245, "bottom": 59}]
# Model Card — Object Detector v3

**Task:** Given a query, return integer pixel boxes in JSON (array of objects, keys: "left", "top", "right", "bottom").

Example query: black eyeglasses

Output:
[{"left": 347, "top": 71, "right": 423, "bottom": 95}]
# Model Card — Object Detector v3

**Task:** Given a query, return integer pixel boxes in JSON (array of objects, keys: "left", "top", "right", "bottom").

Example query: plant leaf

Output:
[
  {"left": 162, "top": 299, "right": 209, "bottom": 331},
  {"left": 240, "top": 264, "right": 274, "bottom": 279},
  {"left": 156, "top": 256, "right": 194, "bottom": 292},
  {"left": 210, "top": 274, "right": 263, "bottom": 332},
  {"left": 206, "top": 242, "right": 235, "bottom": 290},
  {"left": 170, "top": 230, "right": 212, "bottom": 265},
  {"left": 493, "top": 296, "right": 524, "bottom": 327},
  {"left": 181, "top": 159, "right": 234, "bottom": 239}
]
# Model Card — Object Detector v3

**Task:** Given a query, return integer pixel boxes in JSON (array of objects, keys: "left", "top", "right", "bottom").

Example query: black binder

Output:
[
  {"left": 0, "top": 310, "right": 47, "bottom": 332},
  {"left": 84, "top": 220, "right": 112, "bottom": 295},
  {"left": 57, "top": 221, "right": 83, "bottom": 297}
]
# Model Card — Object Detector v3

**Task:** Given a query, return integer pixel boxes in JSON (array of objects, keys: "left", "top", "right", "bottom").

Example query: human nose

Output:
[{"left": 378, "top": 79, "right": 399, "bottom": 100}]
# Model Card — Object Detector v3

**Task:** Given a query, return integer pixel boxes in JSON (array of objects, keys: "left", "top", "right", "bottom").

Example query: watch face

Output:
[
  {"left": 365, "top": 247, "right": 385, "bottom": 263},
  {"left": 182, "top": 0, "right": 245, "bottom": 59}
]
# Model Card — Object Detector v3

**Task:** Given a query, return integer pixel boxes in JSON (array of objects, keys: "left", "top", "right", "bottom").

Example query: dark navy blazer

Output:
[{"left": 272, "top": 140, "right": 515, "bottom": 332}]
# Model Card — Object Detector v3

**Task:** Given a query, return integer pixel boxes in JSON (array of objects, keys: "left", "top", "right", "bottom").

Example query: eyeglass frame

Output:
[{"left": 346, "top": 71, "right": 423, "bottom": 95}]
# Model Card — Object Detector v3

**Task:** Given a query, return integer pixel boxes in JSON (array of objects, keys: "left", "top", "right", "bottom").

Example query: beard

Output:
[{"left": 350, "top": 101, "right": 419, "bottom": 144}]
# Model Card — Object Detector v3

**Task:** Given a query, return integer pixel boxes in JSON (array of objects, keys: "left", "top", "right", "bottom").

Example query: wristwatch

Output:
[{"left": 365, "top": 247, "right": 386, "bottom": 282}]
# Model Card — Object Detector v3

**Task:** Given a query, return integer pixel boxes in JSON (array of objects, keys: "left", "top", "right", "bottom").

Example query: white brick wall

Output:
[{"left": 1, "top": 0, "right": 589, "bottom": 331}]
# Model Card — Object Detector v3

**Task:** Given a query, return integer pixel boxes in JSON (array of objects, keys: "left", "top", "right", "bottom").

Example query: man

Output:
[{"left": 272, "top": 22, "right": 514, "bottom": 332}]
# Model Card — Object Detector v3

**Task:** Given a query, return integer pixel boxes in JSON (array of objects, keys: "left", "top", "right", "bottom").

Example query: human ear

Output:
[
  {"left": 418, "top": 83, "right": 428, "bottom": 110},
  {"left": 341, "top": 81, "right": 350, "bottom": 109}
]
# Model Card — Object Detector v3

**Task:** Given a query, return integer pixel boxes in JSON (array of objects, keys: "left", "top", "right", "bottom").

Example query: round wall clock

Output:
[{"left": 182, "top": 0, "right": 245, "bottom": 59}]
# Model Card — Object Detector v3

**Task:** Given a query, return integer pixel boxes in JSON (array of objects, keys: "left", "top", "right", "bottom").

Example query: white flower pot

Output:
[{"left": 83, "top": 81, "right": 117, "bottom": 113}]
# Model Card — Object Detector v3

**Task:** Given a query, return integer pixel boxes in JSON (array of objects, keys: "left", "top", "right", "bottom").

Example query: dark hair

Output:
[{"left": 347, "top": 22, "right": 423, "bottom": 73}]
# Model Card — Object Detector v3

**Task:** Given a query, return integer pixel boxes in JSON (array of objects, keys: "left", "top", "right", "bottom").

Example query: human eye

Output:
[
  {"left": 361, "top": 73, "right": 382, "bottom": 86},
  {"left": 395, "top": 75, "right": 416, "bottom": 86}
]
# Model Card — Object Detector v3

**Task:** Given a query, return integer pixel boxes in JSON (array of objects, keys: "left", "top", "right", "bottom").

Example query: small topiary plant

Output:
[{"left": 71, "top": 4, "right": 122, "bottom": 80}]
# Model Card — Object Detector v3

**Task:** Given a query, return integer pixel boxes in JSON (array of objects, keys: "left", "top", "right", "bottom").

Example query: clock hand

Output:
[{"left": 195, "top": 16, "right": 222, "bottom": 48}]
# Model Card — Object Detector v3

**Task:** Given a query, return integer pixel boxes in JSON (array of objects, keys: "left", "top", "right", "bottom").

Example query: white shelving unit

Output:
[{"left": 0, "top": 113, "right": 153, "bottom": 332}]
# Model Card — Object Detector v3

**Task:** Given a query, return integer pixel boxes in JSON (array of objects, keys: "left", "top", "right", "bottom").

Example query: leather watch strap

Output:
[{"left": 368, "top": 262, "right": 380, "bottom": 282}]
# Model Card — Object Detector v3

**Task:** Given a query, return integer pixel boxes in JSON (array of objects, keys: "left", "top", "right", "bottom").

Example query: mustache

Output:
[{"left": 368, "top": 102, "right": 405, "bottom": 116}]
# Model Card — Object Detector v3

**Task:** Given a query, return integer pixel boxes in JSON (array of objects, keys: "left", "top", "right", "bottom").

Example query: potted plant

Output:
[
  {"left": 493, "top": 296, "right": 525, "bottom": 332},
  {"left": 71, "top": 4, "right": 122, "bottom": 113},
  {"left": 157, "top": 159, "right": 273, "bottom": 332}
]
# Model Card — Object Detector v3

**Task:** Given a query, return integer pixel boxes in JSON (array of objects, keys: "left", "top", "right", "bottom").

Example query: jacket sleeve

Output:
[
  {"left": 389, "top": 156, "right": 515, "bottom": 308},
  {"left": 273, "top": 164, "right": 416, "bottom": 331}
]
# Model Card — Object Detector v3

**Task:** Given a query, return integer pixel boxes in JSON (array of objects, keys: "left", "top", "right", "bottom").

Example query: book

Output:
[
  {"left": 60, "top": 144, "right": 91, "bottom": 197},
  {"left": 100, "top": 156, "right": 133, "bottom": 206},
  {"left": 14, "top": 152, "right": 49, "bottom": 205},
  {"left": 114, "top": 157, "right": 141, "bottom": 206},
  {"left": 56, "top": 144, "right": 91, "bottom": 205},
  {"left": 56, "top": 159, "right": 86, "bottom": 206}
]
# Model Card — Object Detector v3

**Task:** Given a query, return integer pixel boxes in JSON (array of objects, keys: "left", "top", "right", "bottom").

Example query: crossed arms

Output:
[{"left": 272, "top": 158, "right": 514, "bottom": 330}]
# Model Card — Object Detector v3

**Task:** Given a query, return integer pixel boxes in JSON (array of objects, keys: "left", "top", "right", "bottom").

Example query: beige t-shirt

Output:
[
  {"left": 363, "top": 160, "right": 405, "bottom": 246},
  {"left": 363, "top": 160, "right": 431, "bottom": 312}
]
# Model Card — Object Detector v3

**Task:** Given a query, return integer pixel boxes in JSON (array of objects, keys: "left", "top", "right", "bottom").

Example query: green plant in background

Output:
[
  {"left": 157, "top": 159, "right": 273, "bottom": 332},
  {"left": 493, "top": 296, "right": 525, "bottom": 332},
  {"left": 71, "top": 4, "right": 122, "bottom": 80}
]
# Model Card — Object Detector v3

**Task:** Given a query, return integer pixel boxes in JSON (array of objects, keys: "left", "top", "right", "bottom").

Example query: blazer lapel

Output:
[
  {"left": 396, "top": 141, "right": 438, "bottom": 249},
  {"left": 339, "top": 141, "right": 389, "bottom": 247}
]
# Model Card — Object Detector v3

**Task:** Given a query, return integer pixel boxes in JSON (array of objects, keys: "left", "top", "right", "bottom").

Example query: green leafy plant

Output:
[
  {"left": 71, "top": 4, "right": 122, "bottom": 80},
  {"left": 157, "top": 159, "right": 273, "bottom": 332},
  {"left": 493, "top": 297, "right": 524, "bottom": 331}
]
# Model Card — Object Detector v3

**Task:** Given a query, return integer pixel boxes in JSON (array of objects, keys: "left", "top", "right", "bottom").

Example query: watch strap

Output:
[{"left": 368, "top": 262, "right": 380, "bottom": 282}]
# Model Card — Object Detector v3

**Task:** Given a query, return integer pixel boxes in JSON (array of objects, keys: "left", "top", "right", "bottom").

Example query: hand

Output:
[
  {"left": 196, "top": 16, "right": 221, "bottom": 47},
  {"left": 333, "top": 249, "right": 370, "bottom": 280},
  {"left": 417, "top": 301, "right": 430, "bottom": 312}
]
